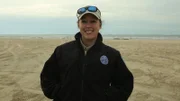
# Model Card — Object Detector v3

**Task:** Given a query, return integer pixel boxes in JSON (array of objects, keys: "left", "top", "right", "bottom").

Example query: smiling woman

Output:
[
  {"left": 77, "top": 13, "right": 101, "bottom": 46},
  {"left": 40, "top": 5, "right": 134, "bottom": 101}
]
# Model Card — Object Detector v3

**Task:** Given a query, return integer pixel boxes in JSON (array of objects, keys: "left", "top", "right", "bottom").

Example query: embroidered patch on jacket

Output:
[{"left": 100, "top": 55, "right": 109, "bottom": 65}]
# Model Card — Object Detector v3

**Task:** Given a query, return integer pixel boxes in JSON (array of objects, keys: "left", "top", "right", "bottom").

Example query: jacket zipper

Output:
[
  {"left": 80, "top": 51, "right": 87, "bottom": 101},
  {"left": 81, "top": 63, "right": 87, "bottom": 101}
]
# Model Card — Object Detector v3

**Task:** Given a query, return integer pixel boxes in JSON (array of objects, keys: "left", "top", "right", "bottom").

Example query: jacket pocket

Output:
[
  {"left": 53, "top": 84, "right": 62, "bottom": 98},
  {"left": 56, "top": 85, "right": 66, "bottom": 100},
  {"left": 104, "top": 88, "right": 109, "bottom": 101}
]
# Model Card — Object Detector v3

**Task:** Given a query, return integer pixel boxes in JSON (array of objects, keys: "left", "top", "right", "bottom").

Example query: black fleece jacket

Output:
[{"left": 40, "top": 32, "right": 134, "bottom": 101}]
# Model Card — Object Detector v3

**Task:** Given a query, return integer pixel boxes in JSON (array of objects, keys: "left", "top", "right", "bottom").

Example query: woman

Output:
[{"left": 40, "top": 5, "right": 134, "bottom": 101}]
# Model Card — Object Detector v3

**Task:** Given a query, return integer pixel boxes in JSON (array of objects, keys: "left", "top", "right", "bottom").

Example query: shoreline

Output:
[{"left": 0, "top": 34, "right": 180, "bottom": 40}]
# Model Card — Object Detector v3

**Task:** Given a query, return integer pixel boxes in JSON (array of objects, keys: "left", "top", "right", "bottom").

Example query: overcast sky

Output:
[{"left": 0, "top": 0, "right": 179, "bottom": 35}]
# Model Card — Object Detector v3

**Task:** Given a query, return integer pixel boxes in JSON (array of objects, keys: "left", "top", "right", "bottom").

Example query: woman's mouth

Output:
[{"left": 85, "top": 30, "right": 93, "bottom": 34}]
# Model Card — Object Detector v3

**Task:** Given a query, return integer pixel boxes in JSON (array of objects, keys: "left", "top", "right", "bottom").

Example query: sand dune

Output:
[{"left": 0, "top": 37, "right": 180, "bottom": 101}]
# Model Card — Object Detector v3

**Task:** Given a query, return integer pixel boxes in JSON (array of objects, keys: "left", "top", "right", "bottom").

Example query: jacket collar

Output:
[
  {"left": 74, "top": 32, "right": 103, "bottom": 51},
  {"left": 75, "top": 32, "right": 103, "bottom": 42}
]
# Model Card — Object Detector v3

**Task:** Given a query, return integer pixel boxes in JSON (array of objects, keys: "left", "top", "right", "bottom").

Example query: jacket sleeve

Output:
[
  {"left": 107, "top": 52, "right": 134, "bottom": 101},
  {"left": 40, "top": 46, "right": 61, "bottom": 99}
]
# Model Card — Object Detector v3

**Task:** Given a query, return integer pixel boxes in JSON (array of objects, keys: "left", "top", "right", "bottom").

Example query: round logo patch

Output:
[{"left": 100, "top": 55, "right": 109, "bottom": 65}]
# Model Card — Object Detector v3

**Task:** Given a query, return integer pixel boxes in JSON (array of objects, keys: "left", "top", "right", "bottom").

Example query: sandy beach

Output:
[{"left": 0, "top": 37, "right": 180, "bottom": 101}]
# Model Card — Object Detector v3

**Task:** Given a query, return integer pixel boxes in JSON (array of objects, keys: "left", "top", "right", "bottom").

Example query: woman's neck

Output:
[{"left": 81, "top": 38, "right": 96, "bottom": 47}]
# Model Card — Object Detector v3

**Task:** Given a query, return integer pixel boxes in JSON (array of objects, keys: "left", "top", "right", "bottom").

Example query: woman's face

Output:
[{"left": 78, "top": 14, "right": 101, "bottom": 41}]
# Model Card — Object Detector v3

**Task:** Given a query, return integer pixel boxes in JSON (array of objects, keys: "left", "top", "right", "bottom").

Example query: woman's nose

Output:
[{"left": 85, "top": 22, "right": 92, "bottom": 27}]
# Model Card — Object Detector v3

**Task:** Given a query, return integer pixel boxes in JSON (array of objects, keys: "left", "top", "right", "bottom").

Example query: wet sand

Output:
[{"left": 0, "top": 37, "right": 180, "bottom": 101}]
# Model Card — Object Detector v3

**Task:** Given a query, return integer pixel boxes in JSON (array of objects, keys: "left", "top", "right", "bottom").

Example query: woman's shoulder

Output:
[
  {"left": 101, "top": 43, "right": 119, "bottom": 54},
  {"left": 100, "top": 43, "right": 122, "bottom": 63},
  {"left": 53, "top": 40, "right": 77, "bottom": 53},
  {"left": 57, "top": 40, "right": 76, "bottom": 48}
]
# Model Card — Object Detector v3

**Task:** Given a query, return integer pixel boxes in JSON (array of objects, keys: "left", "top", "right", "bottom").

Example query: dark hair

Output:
[{"left": 99, "top": 20, "right": 102, "bottom": 27}]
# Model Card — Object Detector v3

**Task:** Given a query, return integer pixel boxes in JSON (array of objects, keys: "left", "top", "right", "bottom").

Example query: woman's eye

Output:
[
  {"left": 81, "top": 20, "right": 87, "bottom": 23},
  {"left": 90, "top": 20, "right": 97, "bottom": 23}
]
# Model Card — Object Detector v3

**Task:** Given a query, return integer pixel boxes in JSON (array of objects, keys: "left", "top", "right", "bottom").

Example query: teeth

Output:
[{"left": 85, "top": 31, "right": 93, "bottom": 34}]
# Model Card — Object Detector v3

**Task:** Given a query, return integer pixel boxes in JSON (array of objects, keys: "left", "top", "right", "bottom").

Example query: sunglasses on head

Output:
[{"left": 77, "top": 6, "right": 98, "bottom": 14}]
